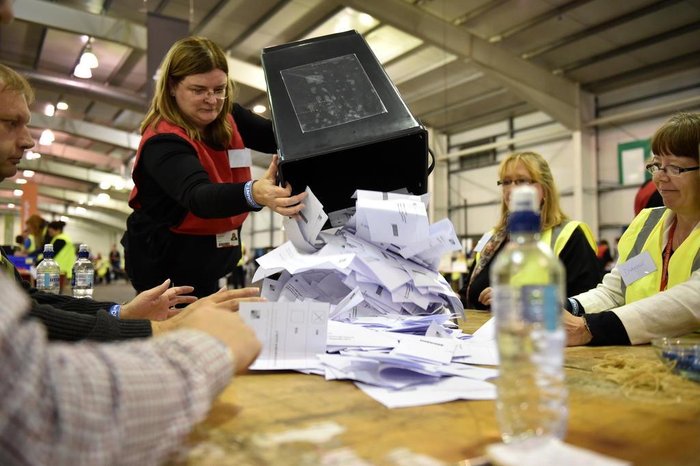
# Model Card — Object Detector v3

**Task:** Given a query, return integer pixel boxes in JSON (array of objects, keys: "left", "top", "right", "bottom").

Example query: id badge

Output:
[
  {"left": 228, "top": 148, "right": 251, "bottom": 168},
  {"left": 216, "top": 230, "right": 240, "bottom": 248},
  {"left": 618, "top": 251, "right": 656, "bottom": 286}
]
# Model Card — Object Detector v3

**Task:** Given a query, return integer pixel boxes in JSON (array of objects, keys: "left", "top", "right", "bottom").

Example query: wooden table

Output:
[{"left": 177, "top": 312, "right": 700, "bottom": 465}]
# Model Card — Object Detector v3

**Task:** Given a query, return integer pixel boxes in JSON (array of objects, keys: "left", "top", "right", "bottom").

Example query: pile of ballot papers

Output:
[
  {"left": 241, "top": 189, "right": 502, "bottom": 409},
  {"left": 252, "top": 189, "right": 464, "bottom": 320}
]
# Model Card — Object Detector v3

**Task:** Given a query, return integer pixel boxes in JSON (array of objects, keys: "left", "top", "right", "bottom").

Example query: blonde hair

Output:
[
  {"left": 0, "top": 63, "right": 34, "bottom": 104},
  {"left": 495, "top": 151, "right": 567, "bottom": 233},
  {"left": 141, "top": 36, "right": 237, "bottom": 146}
]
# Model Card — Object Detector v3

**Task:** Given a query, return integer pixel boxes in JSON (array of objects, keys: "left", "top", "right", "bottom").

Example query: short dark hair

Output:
[{"left": 651, "top": 112, "right": 700, "bottom": 161}]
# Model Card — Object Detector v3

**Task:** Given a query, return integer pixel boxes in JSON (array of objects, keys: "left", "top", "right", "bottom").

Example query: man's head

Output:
[
  {"left": 0, "top": 63, "right": 35, "bottom": 181},
  {"left": 0, "top": 0, "right": 14, "bottom": 24}
]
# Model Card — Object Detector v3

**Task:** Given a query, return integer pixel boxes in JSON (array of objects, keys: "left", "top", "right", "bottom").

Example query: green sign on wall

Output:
[{"left": 617, "top": 139, "right": 651, "bottom": 186}]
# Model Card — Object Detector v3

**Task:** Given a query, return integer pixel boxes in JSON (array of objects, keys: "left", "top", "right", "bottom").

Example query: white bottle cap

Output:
[{"left": 509, "top": 185, "right": 538, "bottom": 213}]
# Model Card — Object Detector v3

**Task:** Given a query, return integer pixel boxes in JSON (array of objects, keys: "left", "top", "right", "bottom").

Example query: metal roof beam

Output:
[
  {"left": 341, "top": 0, "right": 587, "bottom": 130},
  {"left": 30, "top": 113, "right": 140, "bottom": 151}
]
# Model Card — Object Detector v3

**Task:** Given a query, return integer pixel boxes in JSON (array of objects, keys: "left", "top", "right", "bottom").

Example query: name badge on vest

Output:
[
  {"left": 228, "top": 148, "right": 251, "bottom": 168},
  {"left": 618, "top": 251, "right": 656, "bottom": 286},
  {"left": 216, "top": 230, "right": 240, "bottom": 248}
]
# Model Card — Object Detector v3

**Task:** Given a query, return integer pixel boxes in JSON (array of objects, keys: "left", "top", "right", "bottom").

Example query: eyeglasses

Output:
[
  {"left": 646, "top": 163, "right": 700, "bottom": 177},
  {"left": 497, "top": 179, "right": 536, "bottom": 187},
  {"left": 182, "top": 85, "right": 227, "bottom": 100}
]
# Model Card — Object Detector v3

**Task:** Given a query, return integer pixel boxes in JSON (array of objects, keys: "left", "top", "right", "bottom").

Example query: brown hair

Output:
[
  {"left": 651, "top": 112, "right": 700, "bottom": 162},
  {"left": 140, "top": 36, "right": 237, "bottom": 146},
  {"left": 495, "top": 151, "right": 567, "bottom": 233},
  {"left": 0, "top": 63, "right": 34, "bottom": 104}
]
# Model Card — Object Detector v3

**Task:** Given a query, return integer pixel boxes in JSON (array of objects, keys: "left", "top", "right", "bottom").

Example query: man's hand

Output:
[
  {"left": 151, "top": 287, "right": 264, "bottom": 334},
  {"left": 159, "top": 305, "right": 261, "bottom": 374},
  {"left": 121, "top": 279, "right": 197, "bottom": 321},
  {"left": 562, "top": 311, "right": 593, "bottom": 346},
  {"left": 478, "top": 287, "right": 493, "bottom": 307}
]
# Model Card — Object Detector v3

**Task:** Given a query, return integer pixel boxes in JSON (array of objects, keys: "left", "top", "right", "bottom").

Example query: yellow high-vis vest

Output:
[{"left": 617, "top": 207, "right": 700, "bottom": 304}]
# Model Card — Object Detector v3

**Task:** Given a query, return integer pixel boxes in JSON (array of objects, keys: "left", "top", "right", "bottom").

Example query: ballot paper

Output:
[
  {"left": 239, "top": 301, "right": 330, "bottom": 370},
  {"left": 283, "top": 186, "right": 328, "bottom": 253},
  {"left": 356, "top": 376, "right": 496, "bottom": 409}
]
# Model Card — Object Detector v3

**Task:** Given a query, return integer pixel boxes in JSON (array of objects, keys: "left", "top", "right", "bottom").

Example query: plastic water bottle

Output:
[
  {"left": 490, "top": 185, "right": 568, "bottom": 443},
  {"left": 35, "top": 244, "right": 61, "bottom": 294},
  {"left": 71, "top": 244, "right": 94, "bottom": 298}
]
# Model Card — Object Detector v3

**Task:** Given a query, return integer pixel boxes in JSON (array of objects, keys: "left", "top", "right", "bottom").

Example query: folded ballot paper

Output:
[{"left": 246, "top": 189, "right": 503, "bottom": 408}]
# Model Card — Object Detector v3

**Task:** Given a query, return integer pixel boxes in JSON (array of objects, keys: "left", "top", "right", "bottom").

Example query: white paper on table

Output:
[
  {"left": 356, "top": 376, "right": 496, "bottom": 409},
  {"left": 486, "top": 436, "right": 631, "bottom": 466},
  {"left": 239, "top": 301, "right": 330, "bottom": 370},
  {"left": 253, "top": 241, "right": 355, "bottom": 282},
  {"left": 329, "top": 287, "right": 365, "bottom": 321},
  {"left": 390, "top": 334, "right": 457, "bottom": 365},
  {"left": 326, "top": 320, "right": 400, "bottom": 349},
  {"left": 453, "top": 340, "right": 500, "bottom": 366}
]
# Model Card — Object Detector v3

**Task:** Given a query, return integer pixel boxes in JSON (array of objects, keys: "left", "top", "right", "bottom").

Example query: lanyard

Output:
[{"left": 659, "top": 219, "right": 677, "bottom": 291}]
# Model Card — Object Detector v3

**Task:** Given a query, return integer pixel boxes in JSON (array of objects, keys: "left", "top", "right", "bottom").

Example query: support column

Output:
[
  {"left": 571, "top": 89, "right": 599, "bottom": 236},
  {"left": 427, "top": 126, "right": 448, "bottom": 223}
]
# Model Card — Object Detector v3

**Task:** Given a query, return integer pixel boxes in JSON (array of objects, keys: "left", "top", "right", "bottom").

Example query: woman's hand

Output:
[
  {"left": 120, "top": 279, "right": 197, "bottom": 321},
  {"left": 478, "top": 287, "right": 493, "bottom": 307},
  {"left": 253, "top": 154, "right": 307, "bottom": 216},
  {"left": 562, "top": 311, "right": 593, "bottom": 346}
]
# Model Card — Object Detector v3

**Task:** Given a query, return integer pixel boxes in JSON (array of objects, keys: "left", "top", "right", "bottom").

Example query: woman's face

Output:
[
  {"left": 651, "top": 154, "right": 700, "bottom": 216},
  {"left": 171, "top": 69, "right": 227, "bottom": 132},
  {"left": 501, "top": 160, "right": 544, "bottom": 211}
]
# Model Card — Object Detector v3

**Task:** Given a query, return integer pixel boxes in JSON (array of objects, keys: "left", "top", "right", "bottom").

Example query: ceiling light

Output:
[
  {"left": 25, "top": 151, "right": 41, "bottom": 160},
  {"left": 60, "top": 215, "right": 69, "bottom": 222},
  {"left": 15, "top": 178, "right": 27, "bottom": 185},
  {"left": 99, "top": 180, "right": 111, "bottom": 190},
  {"left": 39, "top": 129, "right": 55, "bottom": 145},
  {"left": 80, "top": 47, "right": 99, "bottom": 69},
  {"left": 7, "top": 203, "right": 15, "bottom": 209},
  {"left": 13, "top": 189, "right": 23, "bottom": 197},
  {"left": 253, "top": 104, "right": 266, "bottom": 114},
  {"left": 96, "top": 193, "right": 111, "bottom": 203},
  {"left": 56, "top": 101, "right": 68, "bottom": 110},
  {"left": 74, "top": 63, "right": 92, "bottom": 79},
  {"left": 23, "top": 170, "right": 35, "bottom": 178},
  {"left": 75, "top": 206, "right": 87, "bottom": 214},
  {"left": 44, "top": 104, "right": 55, "bottom": 117}
]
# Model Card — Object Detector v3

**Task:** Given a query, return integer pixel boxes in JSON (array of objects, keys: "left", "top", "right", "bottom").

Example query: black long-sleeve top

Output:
[
  {"left": 462, "top": 226, "right": 602, "bottom": 310},
  {"left": 124, "top": 104, "right": 277, "bottom": 296},
  {"left": 1, "top": 250, "right": 153, "bottom": 341}
]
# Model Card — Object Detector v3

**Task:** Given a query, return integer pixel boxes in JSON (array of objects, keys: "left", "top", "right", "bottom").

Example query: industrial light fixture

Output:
[
  {"left": 25, "top": 151, "right": 41, "bottom": 160},
  {"left": 56, "top": 101, "right": 68, "bottom": 110},
  {"left": 15, "top": 178, "right": 27, "bottom": 185},
  {"left": 7, "top": 203, "right": 15, "bottom": 209},
  {"left": 80, "top": 43, "right": 99, "bottom": 69},
  {"left": 12, "top": 189, "right": 23, "bottom": 197},
  {"left": 73, "top": 62, "right": 92, "bottom": 79},
  {"left": 39, "top": 129, "right": 55, "bottom": 145},
  {"left": 23, "top": 170, "right": 35, "bottom": 178},
  {"left": 253, "top": 104, "right": 266, "bottom": 114},
  {"left": 44, "top": 104, "right": 55, "bottom": 117}
]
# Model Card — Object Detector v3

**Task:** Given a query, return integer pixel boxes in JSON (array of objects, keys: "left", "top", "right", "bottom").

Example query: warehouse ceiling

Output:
[{"left": 1, "top": 0, "right": 699, "bottom": 230}]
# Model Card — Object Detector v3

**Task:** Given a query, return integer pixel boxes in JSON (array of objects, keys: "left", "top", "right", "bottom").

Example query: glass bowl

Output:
[{"left": 651, "top": 337, "right": 700, "bottom": 383}]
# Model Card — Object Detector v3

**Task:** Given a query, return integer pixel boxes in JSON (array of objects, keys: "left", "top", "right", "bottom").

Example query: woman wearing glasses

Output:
[
  {"left": 461, "top": 151, "right": 601, "bottom": 310},
  {"left": 565, "top": 112, "right": 700, "bottom": 345},
  {"left": 124, "top": 36, "right": 306, "bottom": 298}
]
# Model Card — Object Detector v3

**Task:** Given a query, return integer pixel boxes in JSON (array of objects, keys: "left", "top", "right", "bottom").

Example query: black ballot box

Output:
[{"left": 261, "top": 30, "right": 430, "bottom": 223}]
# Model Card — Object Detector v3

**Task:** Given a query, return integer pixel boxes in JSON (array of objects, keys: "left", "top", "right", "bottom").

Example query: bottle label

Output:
[
  {"left": 74, "top": 272, "right": 94, "bottom": 287},
  {"left": 521, "top": 285, "right": 559, "bottom": 331},
  {"left": 37, "top": 273, "right": 60, "bottom": 290},
  {"left": 493, "top": 284, "right": 560, "bottom": 331}
]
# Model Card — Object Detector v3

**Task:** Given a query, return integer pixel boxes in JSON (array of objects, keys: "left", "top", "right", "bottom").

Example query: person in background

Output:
[
  {"left": 108, "top": 243, "right": 123, "bottom": 282},
  {"left": 596, "top": 239, "right": 614, "bottom": 273},
  {"left": 461, "top": 151, "right": 602, "bottom": 310},
  {"left": 24, "top": 213, "right": 49, "bottom": 262},
  {"left": 46, "top": 220, "right": 76, "bottom": 293},
  {"left": 565, "top": 112, "right": 700, "bottom": 345},
  {"left": 634, "top": 177, "right": 664, "bottom": 215},
  {"left": 123, "top": 36, "right": 307, "bottom": 298},
  {"left": 0, "top": 57, "right": 262, "bottom": 465}
]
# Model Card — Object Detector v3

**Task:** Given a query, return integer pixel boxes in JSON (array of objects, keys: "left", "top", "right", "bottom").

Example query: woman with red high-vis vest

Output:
[
  {"left": 123, "top": 36, "right": 306, "bottom": 298},
  {"left": 564, "top": 112, "right": 700, "bottom": 346}
]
